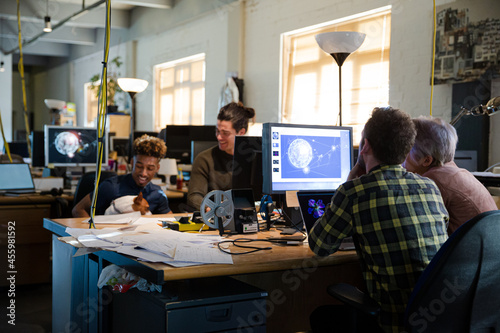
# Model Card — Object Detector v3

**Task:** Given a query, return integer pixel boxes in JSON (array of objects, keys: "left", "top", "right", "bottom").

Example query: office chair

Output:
[
  {"left": 327, "top": 210, "right": 500, "bottom": 332},
  {"left": 0, "top": 154, "right": 25, "bottom": 163},
  {"left": 73, "top": 171, "right": 117, "bottom": 207}
]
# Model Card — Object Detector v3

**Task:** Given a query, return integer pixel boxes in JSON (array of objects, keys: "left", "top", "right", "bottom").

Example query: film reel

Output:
[{"left": 200, "top": 190, "right": 234, "bottom": 235}]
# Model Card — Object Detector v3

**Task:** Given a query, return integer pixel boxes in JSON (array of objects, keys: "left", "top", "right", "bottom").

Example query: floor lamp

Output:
[
  {"left": 315, "top": 31, "right": 366, "bottom": 126},
  {"left": 117, "top": 78, "right": 149, "bottom": 162}
]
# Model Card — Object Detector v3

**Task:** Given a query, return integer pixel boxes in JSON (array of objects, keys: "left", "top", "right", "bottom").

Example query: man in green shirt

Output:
[{"left": 309, "top": 107, "right": 449, "bottom": 333}]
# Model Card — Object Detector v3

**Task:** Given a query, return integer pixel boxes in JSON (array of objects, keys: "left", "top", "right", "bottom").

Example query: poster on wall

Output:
[{"left": 432, "top": 0, "right": 500, "bottom": 84}]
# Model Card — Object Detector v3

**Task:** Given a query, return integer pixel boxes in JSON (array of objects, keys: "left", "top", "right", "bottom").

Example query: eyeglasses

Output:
[{"left": 215, "top": 128, "right": 234, "bottom": 138}]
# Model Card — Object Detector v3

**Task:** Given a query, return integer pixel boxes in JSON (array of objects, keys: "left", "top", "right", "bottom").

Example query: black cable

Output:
[{"left": 217, "top": 238, "right": 274, "bottom": 255}]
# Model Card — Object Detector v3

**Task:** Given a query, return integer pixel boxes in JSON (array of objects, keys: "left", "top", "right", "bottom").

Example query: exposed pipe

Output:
[{"left": 4, "top": 0, "right": 106, "bottom": 55}]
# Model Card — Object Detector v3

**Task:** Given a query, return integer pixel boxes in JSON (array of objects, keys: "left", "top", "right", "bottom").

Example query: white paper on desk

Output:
[
  {"left": 132, "top": 217, "right": 164, "bottom": 226},
  {"left": 83, "top": 211, "right": 141, "bottom": 224},
  {"left": 116, "top": 246, "right": 203, "bottom": 267},
  {"left": 77, "top": 234, "right": 121, "bottom": 248},
  {"left": 116, "top": 245, "right": 171, "bottom": 262},
  {"left": 174, "top": 245, "right": 233, "bottom": 264},
  {"left": 136, "top": 239, "right": 177, "bottom": 258}
]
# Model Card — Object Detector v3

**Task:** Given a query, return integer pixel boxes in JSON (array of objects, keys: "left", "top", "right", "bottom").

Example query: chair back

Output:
[
  {"left": 73, "top": 171, "right": 117, "bottom": 207},
  {"left": 405, "top": 210, "right": 500, "bottom": 332}
]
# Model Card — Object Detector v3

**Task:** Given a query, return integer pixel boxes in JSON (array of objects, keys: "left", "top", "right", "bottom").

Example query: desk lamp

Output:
[
  {"left": 117, "top": 78, "right": 149, "bottom": 160},
  {"left": 315, "top": 31, "right": 366, "bottom": 126},
  {"left": 44, "top": 99, "right": 66, "bottom": 125},
  {"left": 158, "top": 158, "right": 178, "bottom": 185},
  {"left": 451, "top": 96, "right": 500, "bottom": 126}
]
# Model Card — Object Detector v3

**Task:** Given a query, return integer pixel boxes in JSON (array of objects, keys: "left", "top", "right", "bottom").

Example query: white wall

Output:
[
  {"left": 135, "top": 2, "right": 242, "bottom": 129},
  {"left": 0, "top": 54, "right": 13, "bottom": 145}
]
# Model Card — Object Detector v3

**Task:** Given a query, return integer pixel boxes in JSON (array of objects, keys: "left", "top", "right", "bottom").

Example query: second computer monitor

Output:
[
  {"left": 262, "top": 123, "right": 353, "bottom": 194},
  {"left": 165, "top": 125, "right": 216, "bottom": 164},
  {"left": 232, "top": 136, "right": 263, "bottom": 202}
]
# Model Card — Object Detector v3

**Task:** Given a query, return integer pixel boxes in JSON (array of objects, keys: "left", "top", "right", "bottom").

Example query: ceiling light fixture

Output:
[{"left": 43, "top": 1, "right": 52, "bottom": 33}]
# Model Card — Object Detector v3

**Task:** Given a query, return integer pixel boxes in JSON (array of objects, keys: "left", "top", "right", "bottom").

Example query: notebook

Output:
[
  {"left": 0, "top": 163, "right": 36, "bottom": 195},
  {"left": 296, "top": 191, "right": 355, "bottom": 250}
]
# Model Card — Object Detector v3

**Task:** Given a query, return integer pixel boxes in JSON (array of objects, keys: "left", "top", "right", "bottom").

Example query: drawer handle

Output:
[{"left": 205, "top": 304, "right": 232, "bottom": 322}]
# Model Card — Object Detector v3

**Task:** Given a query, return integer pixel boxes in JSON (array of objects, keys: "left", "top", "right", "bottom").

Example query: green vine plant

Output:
[{"left": 89, "top": 56, "right": 123, "bottom": 106}]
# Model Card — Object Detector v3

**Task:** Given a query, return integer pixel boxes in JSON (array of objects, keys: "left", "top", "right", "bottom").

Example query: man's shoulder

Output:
[{"left": 343, "top": 165, "right": 439, "bottom": 192}]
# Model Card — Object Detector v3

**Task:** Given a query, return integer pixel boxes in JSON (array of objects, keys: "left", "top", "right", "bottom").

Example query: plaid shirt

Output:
[{"left": 309, "top": 164, "right": 448, "bottom": 333}]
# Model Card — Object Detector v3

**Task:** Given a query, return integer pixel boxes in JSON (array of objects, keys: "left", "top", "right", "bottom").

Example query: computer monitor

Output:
[
  {"left": 44, "top": 125, "right": 108, "bottom": 167},
  {"left": 191, "top": 140, "right": 218, "bottom": 164},
  {"left": 165, "top": 125, "right": 217, "bottom": 164},
  {"left": 3, "top": 141, "right": 30, "bottom": 158},
  {"left": 31, "top": 131, "right": 45, "bottom": 167},
  {"left": 110, "top": 136, "right": 130, "bottom": 157},
  {"left": 231, "top": 136, "right": 263, "bottom": 202},
  {"left": 262, "top": 123, "right": 353, "bottom": 194}
]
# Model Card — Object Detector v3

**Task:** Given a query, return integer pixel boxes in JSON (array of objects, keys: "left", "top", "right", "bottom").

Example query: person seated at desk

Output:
[
  {"left": 72, "top": 135, "right": 172, "bottom": 217},
  {"left": 187, "top": 102, "right": 255, "bottom": 210},
  {"left": 402, "top": 116, "right": 497, "bottom": 235},
  {"left": 308, "top": 107, "right": 449, "bottom": 333}
]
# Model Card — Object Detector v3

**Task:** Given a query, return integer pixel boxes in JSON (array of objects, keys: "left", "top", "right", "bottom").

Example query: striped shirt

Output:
[{"left": 309, "top": 164, "right": 448, "bottom": 333}]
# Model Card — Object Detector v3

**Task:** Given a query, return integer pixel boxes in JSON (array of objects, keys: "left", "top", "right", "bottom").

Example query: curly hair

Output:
[
  {"left": 132, "top": 135, "right": 167, "bottom": 159},
  {"left": 410, "top": 117, "right": 458, "bottom": 167},
  {"left": 217, "top": 102, "right": 256, "bottom": 133},
  {"left": 363, "top": 107, "right": 416, "bottom": 165}
]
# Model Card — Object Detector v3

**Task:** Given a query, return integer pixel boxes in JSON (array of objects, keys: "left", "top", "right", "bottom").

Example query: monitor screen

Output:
[
  {"left": 110, "top": 136, "right": 130, "bottom": 157},
  {"left": 231, "top": 136, "right": 263, "bottom": 202},
  {"left": 262, "top": 123, "right": 353, "bottom": 194},
  {"left": 44, "top": 125, "right": 108, "bottom": 167},
  {"left": 165, "top": 125, "right": 216, "bottom": 164},
  {"left": 191, "top": 140, "right": 218, "bottom": 164},
  {"left": 31, "top": 130, "right": 45, "bottom": 167},
  {"left": 3, "top": 141, "right": 30, "bottom": 158},
  {"left": 0, "top": 163, "right": 35, "bottom": 192}
]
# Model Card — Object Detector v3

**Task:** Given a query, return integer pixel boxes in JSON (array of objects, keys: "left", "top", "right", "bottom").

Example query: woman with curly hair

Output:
[
  {"left": 72, "top": 135, "right": 172, "bottom": 216},
  {"left": 187, "top": 102, "right": 256, "bottom": 210}
]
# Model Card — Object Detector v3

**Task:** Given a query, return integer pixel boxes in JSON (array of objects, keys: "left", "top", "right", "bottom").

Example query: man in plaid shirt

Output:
[{"left": 309, "top": 107, "right": 449, "bottom": 333}]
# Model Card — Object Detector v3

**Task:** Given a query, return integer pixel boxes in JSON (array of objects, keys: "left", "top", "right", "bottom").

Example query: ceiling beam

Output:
[
  {"left": 0, "top": 0, "right": 129, "bottom": 29},
  {"left": 114, "top": 0, "right": 173, "bottom": 9}
]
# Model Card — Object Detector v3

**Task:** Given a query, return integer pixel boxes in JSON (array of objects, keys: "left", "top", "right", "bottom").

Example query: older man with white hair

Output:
[{"left": 403, "top": 116, "right": 497, "bottom": 234}]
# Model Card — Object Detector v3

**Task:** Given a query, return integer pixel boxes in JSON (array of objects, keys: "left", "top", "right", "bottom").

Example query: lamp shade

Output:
[
  {"left": 117, "top": 78, "right": 149, "bottom": 93},
  {"left": 44, "top": 99, "right": 66, "bottom": 110},
  {"left": 315, "top": 31, "right": 366, "bottom": 55},
  {"left": 158, "top": 158, "right": 178, "bottom": 176}
]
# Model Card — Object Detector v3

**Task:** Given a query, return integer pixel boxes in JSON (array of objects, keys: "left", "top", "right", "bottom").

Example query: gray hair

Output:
[{"left": 410, "top": 117, "right": 458, "bottom": 167}]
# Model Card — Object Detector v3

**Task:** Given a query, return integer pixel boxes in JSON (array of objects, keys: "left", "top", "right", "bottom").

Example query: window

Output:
[
  {"left": 154, "top": 54, "right": 206, "bottom": 132},
  {"left": 281, "top": 8, "right": 391, "bottom": 144},
  {"left": 85, "top": 82, "right": 99, "bottom": 127}
]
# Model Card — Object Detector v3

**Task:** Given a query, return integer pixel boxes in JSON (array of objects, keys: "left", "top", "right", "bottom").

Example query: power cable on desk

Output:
[{"left": 217, "top": 236, "right": 307, "bottom": 255}]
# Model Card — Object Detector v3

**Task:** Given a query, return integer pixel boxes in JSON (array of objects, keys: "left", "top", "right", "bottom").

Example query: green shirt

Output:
[
  {"left": 187, "top": 146, "right": 233, "bottom": 210},
  {"left": 309, "top": 164, "right": 449, "bottom": 333}
]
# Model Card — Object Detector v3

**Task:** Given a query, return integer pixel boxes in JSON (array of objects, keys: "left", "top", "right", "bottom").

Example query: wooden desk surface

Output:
[
  {"left": 0, "top": 193, "right": 73, "bottom": 205},
  {"left": 44, "top": 215, "right": 359, "bottom": 284}
]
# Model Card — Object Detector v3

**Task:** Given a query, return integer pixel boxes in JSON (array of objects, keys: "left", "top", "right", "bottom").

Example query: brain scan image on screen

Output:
[
  {"left": 49, "top": 130, "right": 97, "bottom": 164},
  {"left": 281, "top": 135, "right": 341, "bottom": 179},
  {"left": 54, "top": 131, "right": 81, "bottom": 158}
]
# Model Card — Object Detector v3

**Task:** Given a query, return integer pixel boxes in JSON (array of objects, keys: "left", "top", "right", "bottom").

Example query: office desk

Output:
[
  {"left": 44, "top": 216, "right": 363, "bottom": 332},
  {"left": 0, "top": 194, "right": 72, "bottom": 286}
]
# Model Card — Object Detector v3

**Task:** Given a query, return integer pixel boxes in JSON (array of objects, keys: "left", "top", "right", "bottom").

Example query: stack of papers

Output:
[{"left": 64, "top": 218, "right": 233, "bottom": 267}]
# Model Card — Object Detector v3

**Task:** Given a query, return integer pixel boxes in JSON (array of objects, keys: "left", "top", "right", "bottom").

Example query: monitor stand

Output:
[{"left": 274, "top": 193, "right": 302, "bottom": 228}]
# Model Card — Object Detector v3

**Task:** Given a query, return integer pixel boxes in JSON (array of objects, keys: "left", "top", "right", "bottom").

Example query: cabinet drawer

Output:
[{"left": 166, "top": 299, "right": 266, "bottom": 332}]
